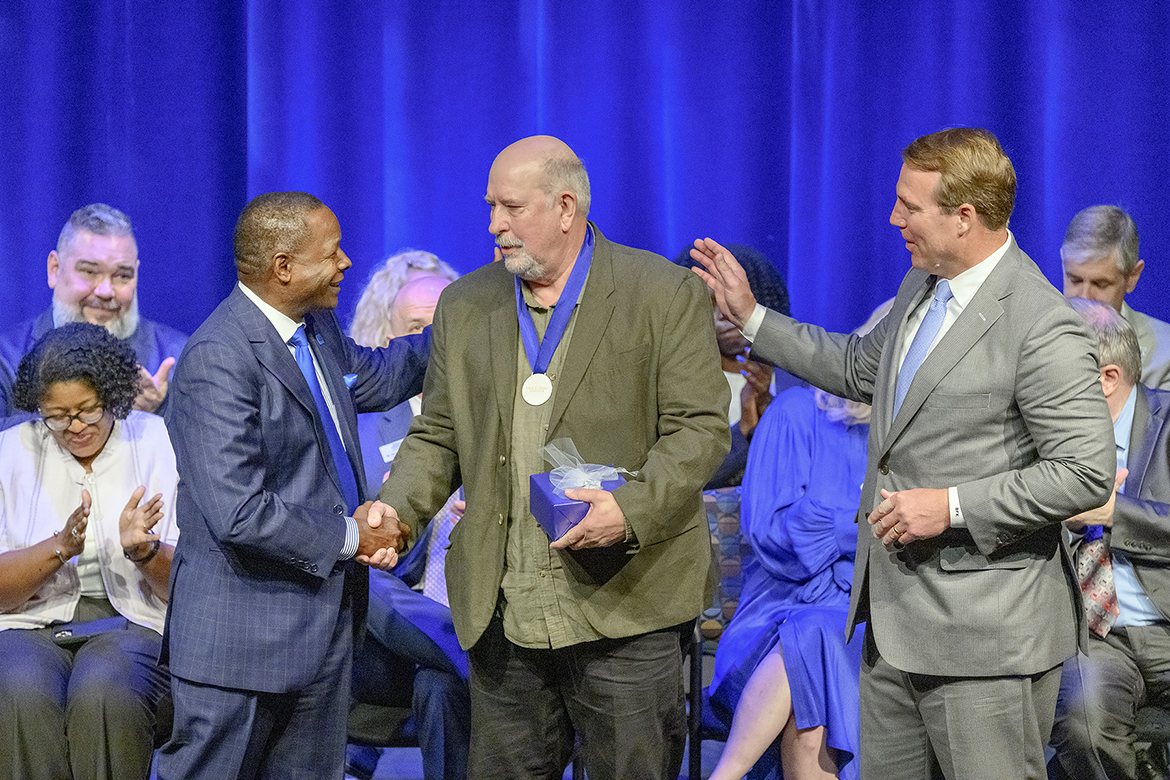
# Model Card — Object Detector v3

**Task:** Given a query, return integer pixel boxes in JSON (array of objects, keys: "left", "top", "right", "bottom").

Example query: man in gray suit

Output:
[
  {"left": 693, "top": 127, "right": 1116, "bottom": 779},
  {"left": 1062, "top": 205, "right": 1170, "bottom": 389},
  {"left": 1050, "top": 298, "right": 1170, "bottom": 780}
]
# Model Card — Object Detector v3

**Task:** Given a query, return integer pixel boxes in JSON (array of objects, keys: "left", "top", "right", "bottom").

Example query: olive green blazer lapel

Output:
[{"left": 546, "top": 224, "right": 617, "bottom": 437}]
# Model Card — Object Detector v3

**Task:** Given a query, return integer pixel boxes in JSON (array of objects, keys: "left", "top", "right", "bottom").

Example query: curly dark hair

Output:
[
  {"left": 13, "top": 323, "right": 140, "bottom": 420},
  {"left": 673, "top": 243, "right": 791, "bottom": 316}
]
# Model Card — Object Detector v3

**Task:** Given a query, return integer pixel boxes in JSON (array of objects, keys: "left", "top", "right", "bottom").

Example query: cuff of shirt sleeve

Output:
[
  {"left": 340, "top": 515, "right": 359, "bottom": 560},
  {"left": 741, "top": 303, "right": 767, "bottom": 343},
  {"left": 947, "top": 486, "right": 965, "bottom": 528},
  {"left": 624, "top": 518, "right": 638, "bottom": 544}
]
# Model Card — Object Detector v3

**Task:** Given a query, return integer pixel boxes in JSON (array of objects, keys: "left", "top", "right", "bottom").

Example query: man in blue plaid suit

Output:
[{"left": 157, "top": 192, "right": 429, "bottom": 780}]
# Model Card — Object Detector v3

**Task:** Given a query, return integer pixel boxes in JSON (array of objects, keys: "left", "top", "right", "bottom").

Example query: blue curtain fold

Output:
[{"left": 1, "top": 0, "right": 1166, "bottom": 337}]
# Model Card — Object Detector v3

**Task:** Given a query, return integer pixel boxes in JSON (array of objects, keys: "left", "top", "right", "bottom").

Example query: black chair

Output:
[
  {"left": 687, "top": 623, "right": 731, "bottom": 780},
  {"left": 1135, "top": 705, "right": 1170, "bottom": 780}
]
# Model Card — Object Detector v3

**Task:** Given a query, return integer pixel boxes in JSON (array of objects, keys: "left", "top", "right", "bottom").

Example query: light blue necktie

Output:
[
  {"left": 893, "top": 279, "right": 953, "bottom": 417},
  {"left": 289, "top": 325, "right": 360, "bottom": 513}
]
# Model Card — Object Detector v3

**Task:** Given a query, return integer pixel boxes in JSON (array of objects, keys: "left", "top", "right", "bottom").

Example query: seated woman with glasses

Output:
[{"left": 0, "top": 322, "right": 179, "bottom": 780}]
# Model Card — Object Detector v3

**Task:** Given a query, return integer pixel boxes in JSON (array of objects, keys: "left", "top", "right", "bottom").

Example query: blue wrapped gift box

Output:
[{"left": 529, "top": 472, "right": 625, "bottom": 541}]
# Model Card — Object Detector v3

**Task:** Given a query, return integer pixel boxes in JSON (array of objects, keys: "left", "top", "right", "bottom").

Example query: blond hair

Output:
[{"left": 349, "top": 250, "right": 458, "bottom": 347}]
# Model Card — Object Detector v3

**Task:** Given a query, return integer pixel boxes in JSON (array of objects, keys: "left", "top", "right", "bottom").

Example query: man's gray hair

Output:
[
  {"left": 1061, "top": 205, "right": 1140, "bottom": 275},
  {"left": 542, "top": 154, "right": 590, "bottom": 218},
  {"left": 57, "top": 203, "right": 134, "bottom": 254},
  {"left": 1067, "top": 296, "right": 1142, "bottom": 385},
  {"left": 234, "top": 191, "right": 325, "bottom": 277}
]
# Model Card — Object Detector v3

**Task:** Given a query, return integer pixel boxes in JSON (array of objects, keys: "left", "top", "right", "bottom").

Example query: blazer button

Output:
[
  {"left": 878, "top": 463, "right": 889, "bottom": 475},
  {"left": 333, "top": 505, "right": 344, "bottom": 515},
  {"left": 498, "top": 513, "right": 504, "bottom": 525},
  {"left": 311, "top": 564, "right": 319, "bottom": 573},
  {"left": 499, "top": 455, "right": 506, "bottom": 465}
]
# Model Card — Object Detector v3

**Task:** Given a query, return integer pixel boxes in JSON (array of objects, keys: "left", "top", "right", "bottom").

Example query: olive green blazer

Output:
[{"left": 378, "top": 226, "right": 731, "bottom": 649}]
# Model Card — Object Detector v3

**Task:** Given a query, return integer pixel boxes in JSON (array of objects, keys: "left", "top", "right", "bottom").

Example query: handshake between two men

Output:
[{"left": 353, "top": 500, "right": 412, "bottom": 570}]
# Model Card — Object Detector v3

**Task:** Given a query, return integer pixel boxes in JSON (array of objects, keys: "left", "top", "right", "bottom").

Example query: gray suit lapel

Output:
[
  {"left": 884, "top": 249, "right": 1016, "bottom": 446},
  {"left": 874, "top": 272, "right": 929, "bottom": 446},
  {"left": 1129, "top": 386, "right": 1168, "bottom": 497}
]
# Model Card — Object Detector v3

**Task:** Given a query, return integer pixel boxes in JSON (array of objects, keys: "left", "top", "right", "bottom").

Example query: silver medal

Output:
[{"left": 522, "top": 373, "right": 553, "bottom": 406}]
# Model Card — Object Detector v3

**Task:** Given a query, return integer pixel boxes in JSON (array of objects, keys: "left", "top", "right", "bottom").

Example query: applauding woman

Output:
[{"left": 0, "top": 323, "right": 179, "bottom": 780}]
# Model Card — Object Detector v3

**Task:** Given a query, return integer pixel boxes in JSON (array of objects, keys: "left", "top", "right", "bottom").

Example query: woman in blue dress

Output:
[
  {"left": 706, "top": 297, "right": 892, "bottom": 780},
  {"left": 707, "top": 383, "right": 869, "bottom": 780}
]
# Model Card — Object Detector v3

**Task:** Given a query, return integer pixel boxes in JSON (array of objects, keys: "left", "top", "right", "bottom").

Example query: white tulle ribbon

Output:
[{"left": 541, "top": 438, "right": 636, "bottom": 493}]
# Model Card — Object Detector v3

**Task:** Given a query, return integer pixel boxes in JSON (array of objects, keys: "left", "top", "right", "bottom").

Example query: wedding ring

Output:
[
  {"left": 71, "top": 527, "right": 81, "bottom": 540},
  {"left": 891, "top": 526, "right": 902, "bottom": 538}
]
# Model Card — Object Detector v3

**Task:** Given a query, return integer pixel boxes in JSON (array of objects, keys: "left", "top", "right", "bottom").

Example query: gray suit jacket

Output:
[
  {"left": 1110, "top": 385, "right": 1170, "bottom": 615},
  {"left": 751, "top": 238, "right": 1115, "bottom": 676},
  {"left": 378, "top": 226, "right": 731, "bottom": 649},
  {"left": 1123, "top": 303, "right": 1170, "bottom": 391}
]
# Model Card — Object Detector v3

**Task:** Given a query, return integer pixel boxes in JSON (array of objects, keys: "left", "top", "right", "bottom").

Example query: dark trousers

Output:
[
  {"left": 0, "top": 598, "right": 169, "bottom": 780},
  {"left": 157, "top": 611, "right": 352, "bottom": 780},
  {"left": 1050, "top": 624, "right": 1170, "bottom": 780},
  {"left": 467, "top": 614, "right": 689, "bottom": 780}
]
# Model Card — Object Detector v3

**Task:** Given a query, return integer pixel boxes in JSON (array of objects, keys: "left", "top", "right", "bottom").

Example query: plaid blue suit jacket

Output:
[{"left": 162, "top": 284, "right": 428, "bottom": 693}]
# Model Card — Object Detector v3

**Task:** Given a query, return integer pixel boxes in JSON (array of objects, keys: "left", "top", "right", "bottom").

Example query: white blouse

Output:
[{"left": 0, "top": 411, "right": 180, "bottom": 634}]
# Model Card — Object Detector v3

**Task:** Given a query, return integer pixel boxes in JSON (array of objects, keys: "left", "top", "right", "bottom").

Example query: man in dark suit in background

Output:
[
  {"left": 693, "top": 127, "right": 1115, "bottom": 779},
  {"left": 157, "top": 191, "right": 429, "bottom": 780},
  {"left": 371, "top": 135, "right": 730, "bottom": 780},
  {"left": 0, "top": 203, "right": 187, "bottom": 429},
  {"left": 1050, "top": 298, "right": 1170, "bottom": 780}
]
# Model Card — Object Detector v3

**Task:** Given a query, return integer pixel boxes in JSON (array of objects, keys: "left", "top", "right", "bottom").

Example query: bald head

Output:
[
  {"left": 491, "top": 136, "right": 591, "bottom": 218},
  {"left": 390, "top": 273, "right": 449, "bottom": 338}
]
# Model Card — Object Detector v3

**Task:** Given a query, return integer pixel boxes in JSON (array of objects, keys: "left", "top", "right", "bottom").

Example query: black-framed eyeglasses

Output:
[{"left": 41, "top": 406, "right": 104, "bottom": 432}]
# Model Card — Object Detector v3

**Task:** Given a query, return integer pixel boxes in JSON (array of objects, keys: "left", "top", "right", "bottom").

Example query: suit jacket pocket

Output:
[
  {"left": 938, "top": 544, "right": 1033, "bottom": 571},
  {"left": 923, "top": 392, "right": 992, "bottom": 409}
]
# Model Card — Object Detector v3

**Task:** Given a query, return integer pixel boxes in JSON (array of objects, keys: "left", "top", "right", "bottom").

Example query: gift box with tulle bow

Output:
[{"left": 529, "top": 438, "right": 633, "bottom": 541}]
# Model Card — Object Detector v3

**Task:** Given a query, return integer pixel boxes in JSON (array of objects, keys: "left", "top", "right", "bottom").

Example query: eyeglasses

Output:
[{"left": 41, "top": 406, "right": 105, "bottom": 432}]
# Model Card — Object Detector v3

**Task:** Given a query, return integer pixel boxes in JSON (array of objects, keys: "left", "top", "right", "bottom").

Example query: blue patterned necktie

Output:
[
  {"left": 893, "top": 279, "right": 953, "bottom": 417},
  {"left": 289, "top": 326, "right": 360, "bottom": 513}
]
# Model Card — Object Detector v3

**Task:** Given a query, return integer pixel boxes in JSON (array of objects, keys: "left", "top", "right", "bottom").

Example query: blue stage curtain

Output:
[{"left": 0, "top": 0, "right": 1166, "bottom": 336}]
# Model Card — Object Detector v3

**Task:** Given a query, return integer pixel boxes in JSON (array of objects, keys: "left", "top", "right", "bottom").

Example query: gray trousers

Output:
[
  {"left": 860, "top": 631, "right": 1062, "bottom": 780},
  {"left": 0, "top": 597, "right": 170, "bottom": 780},
  {"left": 1051, "top": 624, "right": 1170, "bottom": 780}
]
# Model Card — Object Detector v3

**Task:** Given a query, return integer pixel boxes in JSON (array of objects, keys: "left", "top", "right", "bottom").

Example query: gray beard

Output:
[
  {"left": 502, "top": 246, "right": 545, "bottom": 281},
  {"left": 52, "top": 295, "right": 140, "bottom": 341}
]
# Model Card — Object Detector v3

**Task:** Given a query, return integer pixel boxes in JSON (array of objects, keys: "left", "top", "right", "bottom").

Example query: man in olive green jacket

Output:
[{"left": 373, "top": 135, "right": 730, "bottom": 780}]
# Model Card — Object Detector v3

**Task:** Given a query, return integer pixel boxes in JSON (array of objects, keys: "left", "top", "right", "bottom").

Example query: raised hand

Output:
[
  {"left": 119, "top": 485, "right": 165, "bottom": 556},
  {"left": 133, "top": 357, "right": 176, "bottom": 413},
  {"left": 689, "top": 238, "right": 758, "bottom": 327},
  {"left": 57, "top": 489, "right": 92, "bottom": 560}
]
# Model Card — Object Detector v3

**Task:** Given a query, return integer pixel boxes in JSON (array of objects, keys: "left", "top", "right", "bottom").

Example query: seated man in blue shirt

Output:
[{"left": 1050, "top": 297, "right": 1170, "bottom": 780}]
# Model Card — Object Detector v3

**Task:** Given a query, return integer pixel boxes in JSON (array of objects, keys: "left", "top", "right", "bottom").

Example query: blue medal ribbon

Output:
[{"left": 514, "top": 225, "right": 594, "bottom": 374}]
